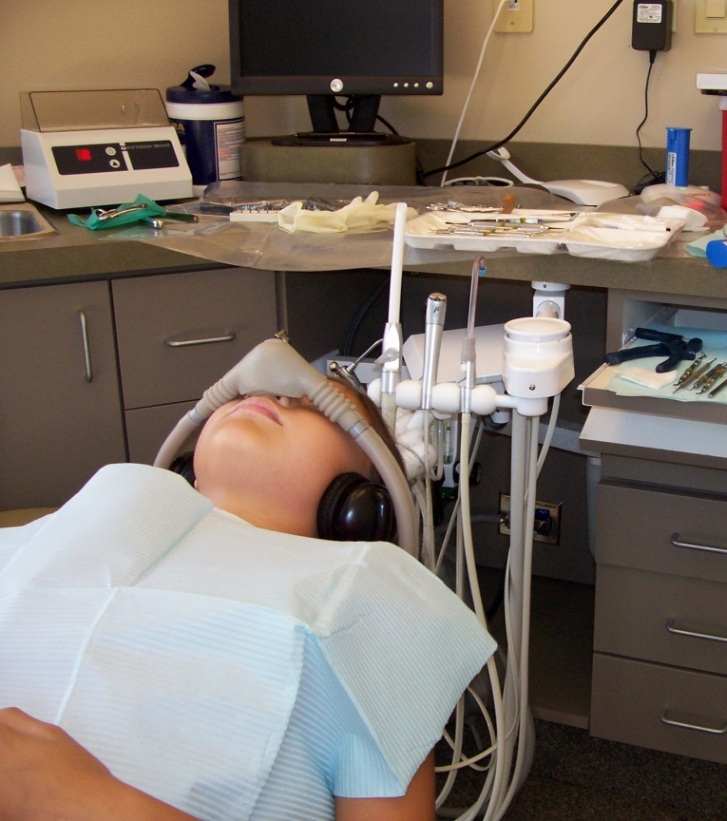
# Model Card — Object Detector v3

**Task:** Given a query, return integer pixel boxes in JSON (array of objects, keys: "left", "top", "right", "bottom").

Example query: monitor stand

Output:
[
  {"left": 242, "top": 137, "right": 417, "bottom": 185},
  {"left": 272, "top": 132, "right": 411, "bottom": 148},
  {"left": 241, "top": 93, "right": 418, "bottom": 185}
]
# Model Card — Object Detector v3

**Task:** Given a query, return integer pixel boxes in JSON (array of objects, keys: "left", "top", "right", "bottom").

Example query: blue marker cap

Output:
[{"left": 705, "top": 239, "right": 727, "bottom": 268}]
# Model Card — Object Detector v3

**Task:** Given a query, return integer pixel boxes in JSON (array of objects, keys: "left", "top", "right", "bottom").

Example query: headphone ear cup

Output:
[
  {"left": 170, "top": 452, "right": 196, "bottom": 487},
  {"left": 317, "top": 472, "right": 396, "bottom": 543}
]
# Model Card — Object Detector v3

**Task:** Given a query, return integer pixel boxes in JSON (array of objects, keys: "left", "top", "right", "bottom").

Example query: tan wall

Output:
[{"left": 3, "top": 1, "right": 726, "bottom": 153}]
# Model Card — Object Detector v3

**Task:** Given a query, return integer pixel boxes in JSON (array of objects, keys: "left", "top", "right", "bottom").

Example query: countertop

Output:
[{"left": 1, "top": 183, "right": 725, "bottom": 301}]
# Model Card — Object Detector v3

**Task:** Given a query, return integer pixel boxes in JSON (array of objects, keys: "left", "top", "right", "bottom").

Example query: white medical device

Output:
[
  {"left": 20, "top": 89, "right": 192, "bottom": 209},
  {"left": 488, "top": 146, "right": 629, "bottom": 207}
]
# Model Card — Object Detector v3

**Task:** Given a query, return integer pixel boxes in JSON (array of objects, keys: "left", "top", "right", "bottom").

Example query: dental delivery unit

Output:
[{"left": 155, "top": 203, "right": 575, "bottom": 821}]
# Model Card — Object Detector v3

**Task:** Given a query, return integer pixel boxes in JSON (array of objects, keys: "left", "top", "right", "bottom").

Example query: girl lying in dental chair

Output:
[{"left": 0, "top": 343, "right": 494, "bottom": 821}]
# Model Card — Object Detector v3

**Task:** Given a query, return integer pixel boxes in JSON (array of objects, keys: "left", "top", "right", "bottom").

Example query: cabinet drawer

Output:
[
  {"left": 594, "top": 565, "right": 727, "bottom": 675},
  {"left": 113, "top": 269, "right": 276, "bottom": 409},
  {"left": 591, "top": 653, "right": 727, "bottom": 764},
  {"left": 596, "top": 482, "right": 727, "bottom": 582},
  {"left": 125, "top": 402, "right": 196, "bottom": 466}
]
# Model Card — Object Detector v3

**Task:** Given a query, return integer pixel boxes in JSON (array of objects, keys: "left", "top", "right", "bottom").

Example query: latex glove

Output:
[{"left": 278, "top": 192, "right": 416, "bottom": 233}]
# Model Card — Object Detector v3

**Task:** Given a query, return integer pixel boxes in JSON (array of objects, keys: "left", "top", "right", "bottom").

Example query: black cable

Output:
[
  {"left": 422, "top": 0, "right": 626, "bottom": 181},
  {"left": 635, "top": 50, "right": 658, "bottom": 173},
  {"left": 342, "top": 279, "right": 389, "bottom": 357},
  {"left": 632, "top": 49, "right": 666, "bottom": 193},
  {"left": 375, "top": 113, "right": 399, "bottom": 135}
]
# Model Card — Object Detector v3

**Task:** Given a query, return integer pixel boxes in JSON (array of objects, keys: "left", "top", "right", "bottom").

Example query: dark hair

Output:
[{"left": 326, "top": 375, "right": 407, "bottom": 480}]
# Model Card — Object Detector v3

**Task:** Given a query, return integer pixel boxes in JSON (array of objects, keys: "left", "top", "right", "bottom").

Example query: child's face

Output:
[{"left": 193, "top": 383, "right": 374, "bottom": 537}]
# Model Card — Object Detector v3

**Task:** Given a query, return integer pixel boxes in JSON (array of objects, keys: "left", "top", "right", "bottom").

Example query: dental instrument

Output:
[
  {"left": 673, "top": 353, "right": 706, "bottom": 387},
  {"left": 708, "top": 373, "right": 727, "bottom": 398},
  {"left": 378, "top": 202, "right": 408, "bottom": 432},
  {"left": 673, "top": 358, "right": 716, "bottom": 393},
  {"left": 694, "top": 361, "right": 727, "bottom": 393},
  {"left": 605, "top": 328, "right": 703, "bottom": 373}
]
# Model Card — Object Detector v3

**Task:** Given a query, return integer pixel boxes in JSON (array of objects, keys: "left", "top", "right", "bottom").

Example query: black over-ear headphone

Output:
[{"left": 170, "top": 454, "right": 396, "bottom": 543}]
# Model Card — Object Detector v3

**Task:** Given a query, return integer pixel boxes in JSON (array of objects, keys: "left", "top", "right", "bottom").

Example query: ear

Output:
[{"left": 317, "top": 472, "right": 396, "bottom": 543}]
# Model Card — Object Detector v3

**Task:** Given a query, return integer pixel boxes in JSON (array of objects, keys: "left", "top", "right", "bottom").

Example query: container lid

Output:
[
  {"left": 166, "top": 84, "right": 241, "bottom": 105},
  {"left": 167, "top": 65, "right": 242, "bottom": 105},
  {"left": 504, "top": 317, "right": 571, "bottom": 342}
]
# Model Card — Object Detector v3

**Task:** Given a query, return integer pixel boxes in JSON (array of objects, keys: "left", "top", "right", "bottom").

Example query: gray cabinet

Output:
[
  {"left": 582, "top": 288, "right": 727, "bottom": 763},
  {"left": 0, "top": 268, "right": 278, "bottom": 509},
  {"left": 0, "top": 281, "right": 125, "bottom": 508},
  {"left": 587, "top": 436, "right": 727, "bottom": 765},
  {"left": 114, "top": 268, "right": 277, "bottom": 465}
]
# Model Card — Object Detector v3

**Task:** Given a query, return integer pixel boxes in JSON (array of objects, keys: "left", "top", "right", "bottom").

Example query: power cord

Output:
[
  {"left": 632, "top": 49, "right": 666, "bottom": 193},
  {"left": 423, "top": 0, "right": 626, "bottom": 184}
]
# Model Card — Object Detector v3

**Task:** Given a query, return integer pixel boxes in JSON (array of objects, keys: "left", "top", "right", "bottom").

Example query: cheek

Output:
[
  {"left": 193, "top": 416, "right": 265, "bottom": 491},
  {"left": 286, "top": 418, "right": 367, "bottom": 489},
  {"left": 315, "top": 423, "right": 370, "bottom": 481}
]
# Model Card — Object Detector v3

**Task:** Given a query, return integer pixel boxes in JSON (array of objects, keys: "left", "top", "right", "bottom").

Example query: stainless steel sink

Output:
[{"left": 0, "top": 204, "right": 56, "bottom": 239}]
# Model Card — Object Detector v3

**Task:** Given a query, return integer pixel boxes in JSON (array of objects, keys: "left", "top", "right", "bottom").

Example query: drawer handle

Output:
[
  {"left": 660, "top": 709, "right": 727, "bottom": 736},
  {"left": 164, "top": 331, "right": 236, "bottom": 348},
  {"left": 666, "top": 618, "right": 727, "bottom": 644},
  {"left": 78, "top": 310, "right": 93, "bottom": 383},
  {"left": 671, "top": 532, "right": 727, "bottom": 557}
]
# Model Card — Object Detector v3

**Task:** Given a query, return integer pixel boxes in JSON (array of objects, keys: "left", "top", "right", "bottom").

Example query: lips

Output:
[{"left": 230, "top": 396, "right": 282, "bottom": 425}]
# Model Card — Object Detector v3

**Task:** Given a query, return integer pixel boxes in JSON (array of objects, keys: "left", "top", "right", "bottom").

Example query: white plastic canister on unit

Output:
[{"left": 166, "top": 65, "right": 244, "bottom": 196}]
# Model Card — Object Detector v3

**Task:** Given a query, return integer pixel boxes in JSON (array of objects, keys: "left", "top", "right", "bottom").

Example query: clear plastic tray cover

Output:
[{"left": 21, "top": 89, "right": 169, "bottom": 133}]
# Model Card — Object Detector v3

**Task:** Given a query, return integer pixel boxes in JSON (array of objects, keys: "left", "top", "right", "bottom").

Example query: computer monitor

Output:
[{"left": 228, "top": 0, "right": 444, "bottom": 145}]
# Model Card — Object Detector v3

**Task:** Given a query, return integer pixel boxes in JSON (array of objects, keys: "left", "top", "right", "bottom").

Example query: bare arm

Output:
[
  {"left": 334, "top": 752, "right": 436, "bottom": 821},
  {"left": 0, "top": 708, "right": 198, "bottom": 821}
]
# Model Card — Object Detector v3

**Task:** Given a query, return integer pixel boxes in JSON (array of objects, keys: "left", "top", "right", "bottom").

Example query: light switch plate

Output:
[
  {"left": 494, "top": 0, "right": 534, "bottom": 33},
  {"left": 695, "top": 0, "right": 727, "bottom": 33}
]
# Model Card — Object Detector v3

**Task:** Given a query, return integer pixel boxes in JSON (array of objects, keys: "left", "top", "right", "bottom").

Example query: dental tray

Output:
[{"left": 404, "top": 210, "right": 684, "bottom": 262}]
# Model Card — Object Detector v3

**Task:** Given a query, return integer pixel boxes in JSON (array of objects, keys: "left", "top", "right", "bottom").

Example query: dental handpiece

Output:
[{"left": 421, "top": 293, "right": 447, "bottom": 410}]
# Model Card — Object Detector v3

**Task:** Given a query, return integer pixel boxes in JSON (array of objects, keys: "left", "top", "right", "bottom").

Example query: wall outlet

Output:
[
  {"left": 498, "top": 492, "right": 561, "bottom": 545},
  {"left": 494, "top": 0, "right": 534, "bottom": 33}
]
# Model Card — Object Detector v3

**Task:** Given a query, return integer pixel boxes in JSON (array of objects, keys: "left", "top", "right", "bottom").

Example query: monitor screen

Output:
[{"left": 228, "top": 0, "right": 443, "bottom": 138}]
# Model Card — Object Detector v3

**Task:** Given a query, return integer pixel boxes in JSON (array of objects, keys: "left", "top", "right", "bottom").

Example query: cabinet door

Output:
[{"left": 0, "top": 282, "right": 125, "bottom": 509}]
